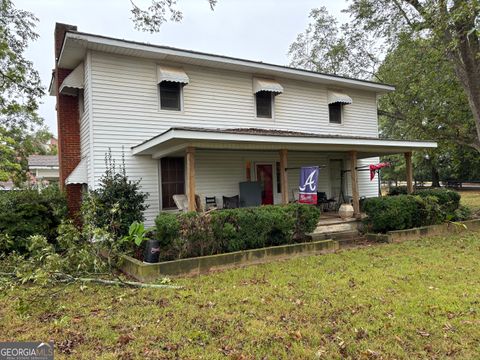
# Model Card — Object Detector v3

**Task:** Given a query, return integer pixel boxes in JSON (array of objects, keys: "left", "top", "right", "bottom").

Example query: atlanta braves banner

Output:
[{"left": 299, "top": 166, "right": 319, "bottom": 204}]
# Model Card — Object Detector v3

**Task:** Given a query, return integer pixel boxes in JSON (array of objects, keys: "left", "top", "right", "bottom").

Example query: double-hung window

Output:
[
  {"left": 157, "top": 65, "right": 189, "bottom": 111},
  {"left": 255, "top": 91, "right": 273, "bottom": 118},
  {"left": 159, "top": 81, "right": 182, "bottom": 111},
  {"left": 327, "top": 91, "right": 353, "bottom": 125},
  {"left": 253, "top": 78, "right": 283, "bottom": 119}
]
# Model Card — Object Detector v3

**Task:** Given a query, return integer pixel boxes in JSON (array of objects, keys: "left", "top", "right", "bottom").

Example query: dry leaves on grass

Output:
[
  {"left": 56, "top": 331, "right": 85, "bottom": 355},
  {"left": 417, "top": 329, "right": 431, "bottom": 337}
]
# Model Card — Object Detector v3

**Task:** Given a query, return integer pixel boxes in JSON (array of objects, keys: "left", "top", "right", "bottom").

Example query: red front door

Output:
[{"left": 256, "top": 164, "right": 274, "bottom": 205}]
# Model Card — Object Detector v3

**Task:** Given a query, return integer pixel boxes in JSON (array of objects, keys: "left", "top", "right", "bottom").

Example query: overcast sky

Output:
[{"left": 16, "top": 0, "right": 349, "bottom": 136}]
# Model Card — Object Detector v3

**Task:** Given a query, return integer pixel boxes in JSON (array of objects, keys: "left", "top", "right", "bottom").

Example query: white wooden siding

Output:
[
  {"left": 79, "top": 52, "right": 91, "bottom": 186},
  {"left": 344, "top": 157, "right": 380, "bottom": 198},
  {"left": 87, "top": 50, "right": 381, "bottom": 224},
  {"left": 195, "top": 150, "right": 378, "bottom": 209}
]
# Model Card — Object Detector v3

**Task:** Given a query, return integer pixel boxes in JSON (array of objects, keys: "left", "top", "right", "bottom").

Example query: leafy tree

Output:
[
  {"left": 346, "top": 0, "right": 480, "bottom": 151},
  {"left": 0, "top": 0, "right": 45, "bottom": 183},
  {"left": 131, "top": 0, "right": 217, "bottom": 32},
  {"left": 377, "top": 35, "right": 478, "bottom": 183},
  {"left": 288, "top": 7, "right": 383, "bottom": 80},
  {"left": 289, "top": 7, "right": 479, "bottom": 183}
]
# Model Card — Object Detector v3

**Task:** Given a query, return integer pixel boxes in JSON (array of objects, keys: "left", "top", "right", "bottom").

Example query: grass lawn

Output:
[
  {"left": 1, "top": 231, "right": 480, "bottom": 359},
  {"left": 459, "top": 190, "right": 480, "bottom": 214}
]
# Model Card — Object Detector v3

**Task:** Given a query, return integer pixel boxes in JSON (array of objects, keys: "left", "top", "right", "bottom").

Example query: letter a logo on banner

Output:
[{"left": 299, "top": 166, "right": 319, "bottom": 204}]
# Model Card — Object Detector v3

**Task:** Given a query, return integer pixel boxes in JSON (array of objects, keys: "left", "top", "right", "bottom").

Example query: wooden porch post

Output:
[
  {"left": 405, "top": 151, "right": 413, "bottom": 194},
  {"left": 186, "top": 146, "right": 196, "bottom": 211},
  {"left": 350, "top": 150, "right": 360, "bottom": 219},
  {"left": 279, "top": 149, "right": 288, "bottom": 204}
]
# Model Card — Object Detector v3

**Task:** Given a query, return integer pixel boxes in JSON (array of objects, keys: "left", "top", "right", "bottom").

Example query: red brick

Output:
[{"left": 54, "top": 23, "right": 82, "bottom": 220}]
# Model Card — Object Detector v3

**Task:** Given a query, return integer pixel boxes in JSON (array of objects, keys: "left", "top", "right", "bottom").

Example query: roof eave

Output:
[
  {"left": 58, "top": 31, "right": 395, "bottom": 93},
  {"left": 131, "top": 128, "right": 437, "bottom": 156}
]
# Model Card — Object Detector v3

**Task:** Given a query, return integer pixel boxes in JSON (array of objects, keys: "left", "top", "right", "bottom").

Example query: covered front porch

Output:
[{"left": 132, "top": 127, "right": 437, "bottom": 219}]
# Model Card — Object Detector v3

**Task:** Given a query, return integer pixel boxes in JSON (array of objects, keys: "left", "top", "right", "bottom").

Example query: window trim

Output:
[
  {"left": 255, "top": 91, "right": 275, "bottom": 120},
  {"left": 328, "top": 102, "right": 344, "bottom": 125},
  {"left": 158, "top": 81, "right": 184, "bottom": 112}
]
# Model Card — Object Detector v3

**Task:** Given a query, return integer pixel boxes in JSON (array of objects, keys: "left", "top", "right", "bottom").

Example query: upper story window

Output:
[
  {"left": 157, "top": 65, "right": 189, "bottom": 111},
  {"left": 159, "top": 81, "right": 181, "bottom": 111},
  {"left": 328, "top": 103, "right": 342, "bottom": 124},
  {"left": 256, "top": 91, "right": 273, "bottom": 118},
  {"left": 253, "top": 78, "right": 283, "bottom": 119},
  {"left": 327, "top": 91, "right": 353, "bottom": 125}
]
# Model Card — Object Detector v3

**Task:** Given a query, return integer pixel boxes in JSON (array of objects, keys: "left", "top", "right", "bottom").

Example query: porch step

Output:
[
  {"left": 309, "top": 230, "right": 360, "bottom": 242},
  {"left": 313, "top": 221, "right": 360, "bottom": 234}
]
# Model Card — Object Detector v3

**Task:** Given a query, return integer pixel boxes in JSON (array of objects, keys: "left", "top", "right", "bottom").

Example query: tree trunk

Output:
[
  {"left": 448, "top": 16, "right": 480, "bottom": 153},
  {"left": 431, "top": 167, "right": 440, "bottom": 188}
]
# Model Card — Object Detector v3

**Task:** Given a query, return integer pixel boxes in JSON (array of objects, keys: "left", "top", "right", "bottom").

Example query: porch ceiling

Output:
[{"left": 131, "top": 127, "right": 437, "bottom": 159}]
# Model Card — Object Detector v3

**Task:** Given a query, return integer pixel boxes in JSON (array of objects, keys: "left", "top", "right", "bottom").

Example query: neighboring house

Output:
[
  {"left": 0, "top": 181, "right": 15, "bottom": 191},
  {"left": 50, "top": 23, "right": 437, "bottom": 223},
  {"left": 27, "top": 155, "right": 60, "bottom": 186}
]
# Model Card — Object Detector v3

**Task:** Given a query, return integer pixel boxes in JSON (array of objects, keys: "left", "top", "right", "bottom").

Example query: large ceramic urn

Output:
[{"left": 338, "top": 203, "right": 354, "bottom": 219}]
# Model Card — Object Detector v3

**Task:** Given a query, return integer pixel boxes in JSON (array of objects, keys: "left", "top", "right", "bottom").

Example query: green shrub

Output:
[
  {"left": 363, "top": 195, "right": 422, "bottom": 233},
  {"left": 413, "top": 188, "right": 460, "bottom": 215},
  {"left": 388, "top": 186, "right": 408, "bottom": 196},
  {"left": 363, "top": 193, "right": 456, "bottom": 233},
  {"left": 289, "top": 203, "right": 322, "bottom": 239},
  {"left": 452, "top": 206, "right": 472, "bottom": 221},
  {"left": 415, "top": 195, "right": 445, "bottom": 226},
  {"left": 155, "top": 213, "right": 180, "bottom": 247},
  {"left": 154, "top": 204, "right": 321, "bottom": 260},
  {"left": 81, "top": 151, "right": 148, "bottom": 238},
  {"left": 0, "top": 186, "right": 67, "bottom": 253}
]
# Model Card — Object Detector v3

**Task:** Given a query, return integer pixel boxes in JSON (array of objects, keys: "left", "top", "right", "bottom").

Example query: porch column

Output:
[
  {"left": 186, "top": 146, "right": 196, "bottom": 211},
  {"left": 405, "top": 151, "right": 413, "bottom": 194},
  {"left": 279, "top": 149, "right": 288, "bottom": 204},
  {"left": 350, "top": 151, "right": 360, "bottom": 219}
]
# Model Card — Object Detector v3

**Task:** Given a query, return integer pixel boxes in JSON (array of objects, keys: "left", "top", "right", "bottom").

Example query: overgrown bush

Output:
[
  {"left": 0, "top": 186, "right": 67, "bottom": 253},
  {"left": 413, "top": 188, "right": 461, "bottom": 215},
  {"left": 155, "top": 204, "right": 321, "bottom": 260},
  {"left": 155, "top": 212, "right": 180, "bottom": 247},
  {"left": 453, "top": 206, "right": 472, "bottom": 221},
  {"left": 363, "top": 191, "right": 463, "bottom": 233},
  {"left": 1, "top": 221, "right": 111, "bottom": 288},
  {"left": 388, "top": 186, "right": 408, "bottom": 196},
  {"left": 82, "top": 151, "right": 148, "bottom": 238}
]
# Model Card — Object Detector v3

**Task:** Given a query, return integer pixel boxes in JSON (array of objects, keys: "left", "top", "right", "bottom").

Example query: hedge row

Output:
[
  {"left": 0, "top": 186, "right": 67, "bottom": 253},
  {"left": 364, "top": 189, "right": 468, "bottom": 233},
  {"left": 155, "top": 204, "right": 321, "bottom": 260},
  {"left": 413, "top": 188, "right": 460, "bottom": 214}
]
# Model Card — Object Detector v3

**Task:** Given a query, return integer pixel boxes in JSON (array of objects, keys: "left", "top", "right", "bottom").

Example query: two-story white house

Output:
[{"left": 50, "top": 23, "right": 436, "bottom": 224}]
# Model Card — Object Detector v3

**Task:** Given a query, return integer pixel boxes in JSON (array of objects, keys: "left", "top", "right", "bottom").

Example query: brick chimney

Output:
[{"left": 54, "top": 23, "right": 82, "bottom": 219}]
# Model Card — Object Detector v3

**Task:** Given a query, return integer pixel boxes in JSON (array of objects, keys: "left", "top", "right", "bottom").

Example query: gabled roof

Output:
[
  {"left": 57, "top": 30, "right": 395, "bottom": 94},
  {"left": 28, "top": 155, "right": 59, "bottom": 168}
]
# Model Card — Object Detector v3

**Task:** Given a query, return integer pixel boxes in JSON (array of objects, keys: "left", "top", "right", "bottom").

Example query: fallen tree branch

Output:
[
  {"left": 61, "top": 277, "right": 183, "bottom": 289},
  {"left": 54, "top": 273, "right": 182, "bottom": 289},
  {"left": 0, "top": 271, "right": 182, "bottom": 289}
]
